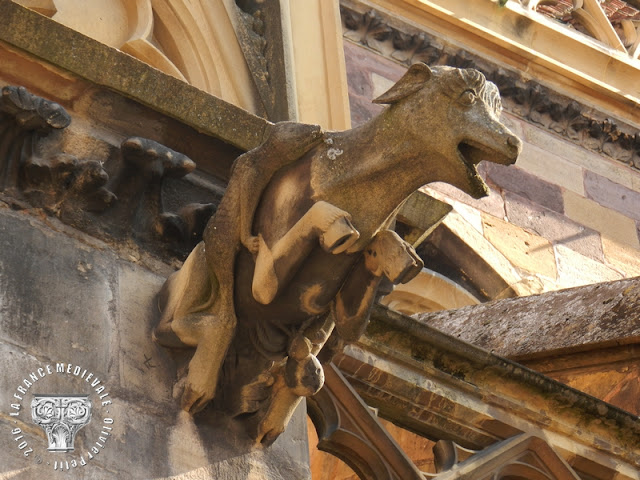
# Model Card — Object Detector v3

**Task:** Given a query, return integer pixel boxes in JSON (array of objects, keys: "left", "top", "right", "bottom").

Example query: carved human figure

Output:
[
  {"left": 156, "top": 63, "right": 522, "bottom": 444},
  {"left": 156, "top": 121, "right": 359, "bottom": 413}
]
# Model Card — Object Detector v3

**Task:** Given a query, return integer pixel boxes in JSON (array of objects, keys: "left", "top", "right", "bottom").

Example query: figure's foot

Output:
[
  {"left": 178, "top": 308, "right": 237, "bottom": 414},
  {"left": 311, "top": 201, "right": 360, "bottom": 254},
  {"left": 181, "top": 366, "right": 218, "bottom": 414},
  {"left": 284, "top": 354, "right": 324, "bottom": 397},
  {"left": 364, "top": 230, "right": 423, "bottom": 284},
  {"left": 321, "top": 216, "right": 360, "bottom": 254},
  {"left": 252, "top": 376, "right": 303, "bottom": 446}
]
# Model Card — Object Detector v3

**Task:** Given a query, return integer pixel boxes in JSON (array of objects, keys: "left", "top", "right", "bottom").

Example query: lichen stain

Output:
[
  {"left": 513, "top": 16, "right": 533, "bottom": 38},
  {"left": 300, "top": 283, "right": 328, "bottom": 315}
]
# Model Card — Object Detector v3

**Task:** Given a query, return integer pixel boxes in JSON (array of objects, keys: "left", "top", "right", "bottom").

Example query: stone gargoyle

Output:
[{"left": 154, "top": 64, "right": 522, "bottom": 445}]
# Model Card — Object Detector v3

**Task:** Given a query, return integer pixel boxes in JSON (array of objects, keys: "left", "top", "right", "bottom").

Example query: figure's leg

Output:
[
  {"left": 252, "top": 201, "right": 360, "bottom": 305},
  {"left": 176, "top": 236, "right": 238, "bottom": 413},
  {"left": 236, "top": 122, "right": 324, "bottom": 252},
  {"left": 363, "top": 230, "right": 423, "bottom": 285},
  {"left": 176, "top": 293, "right": 237, "bottom": 414},
  {"left": 155, "top": 240, "right": 240, "bottom": 413},
  {"left": 154, "top": 242, "right": 214, "bottom": 348},
  {"left": 251, "top": 354, "right": 323, "bottom": 446}
]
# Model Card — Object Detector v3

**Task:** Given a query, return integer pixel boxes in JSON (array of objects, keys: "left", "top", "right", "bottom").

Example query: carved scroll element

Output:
[
  {"left": 31, "top": 394, "right": 92, "bottom": 453},
  {"left": 307, "top": 363, "right": 425, "bottom": 480}
]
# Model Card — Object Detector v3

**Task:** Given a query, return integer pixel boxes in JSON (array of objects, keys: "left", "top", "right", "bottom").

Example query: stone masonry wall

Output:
[
  {"left": 0, "top": 188, "right": 309, "bottom": 480},
  {"left": 0, "top": 203, "right": 311, "bottom": 479},
  {"left": 0, "top": 12, "right": 314, "bottom": 476}
]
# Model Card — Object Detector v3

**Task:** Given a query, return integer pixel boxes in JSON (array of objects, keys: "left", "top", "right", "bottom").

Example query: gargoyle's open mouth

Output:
[{"left": 457, "top": 139, "right": 517, "bottom": 198}]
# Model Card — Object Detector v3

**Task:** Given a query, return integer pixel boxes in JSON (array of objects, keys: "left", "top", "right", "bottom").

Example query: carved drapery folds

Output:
[
  {"left": 0, "top": 86, "right": 213, "bottom": 254},
  {"left": 340, "top": 4, "right": 640, "bottom": 172}
]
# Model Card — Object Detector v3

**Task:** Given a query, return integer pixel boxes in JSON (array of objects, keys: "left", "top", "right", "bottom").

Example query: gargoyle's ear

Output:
[{"left": 372, "top": 63, "right": 432, "bottom": 104}]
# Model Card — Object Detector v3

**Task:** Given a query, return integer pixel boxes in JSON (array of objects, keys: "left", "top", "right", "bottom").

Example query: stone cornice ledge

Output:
[
  {"left": 415, "top": 277, "right": 640, "bottom": 360},
  {"left": 342, "top": 0, "right": 640, "bottom": 172},
  {"left": 359, "top": 0, "right": 640, "bottom": 113},
  {"left": 0, "top": 0, "right": 269, "bottom": 152},
  {"left": 336, "top": 303, "right": 640, "bottom": 477}
]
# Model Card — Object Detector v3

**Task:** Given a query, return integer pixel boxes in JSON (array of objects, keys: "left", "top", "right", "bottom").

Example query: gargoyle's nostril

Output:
[{"left": 507, "top": 136, "right": 520, "bottom": 148}]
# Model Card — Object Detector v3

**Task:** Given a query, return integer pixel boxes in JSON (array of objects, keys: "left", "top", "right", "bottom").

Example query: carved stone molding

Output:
[
  {"left": 525, "top": 0, "right": 640, "bottom": 58},
  {"left": 307, "top": 363, "right": 425, "bottom": 480},
  {"left": 428, "top": 435, "right": 581, "bottom": 479},
  {"left": 0, "top": 85, "right": 215, "bottom": 256},
  {"left": 335, "top": 303, "right": 640, "bottom": 478},
  {"left": 233, "top": 0, "right": 291, "bottom": 121},
  {"left": 340, "top": 1, "right": 640, "bottom": 172}
]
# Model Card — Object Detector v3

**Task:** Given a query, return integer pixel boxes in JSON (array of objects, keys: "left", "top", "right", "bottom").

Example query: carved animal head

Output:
[{"left": 374, "top": 64, "right": 522, "bottom": 199}]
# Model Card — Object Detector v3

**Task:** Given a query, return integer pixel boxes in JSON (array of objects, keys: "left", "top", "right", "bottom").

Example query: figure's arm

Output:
[
  {"left": 252, "top": 201, "right": 359, "bottom": 305},
  {"left": 232, "top": 122, "right": 324, "bottom": 254}
]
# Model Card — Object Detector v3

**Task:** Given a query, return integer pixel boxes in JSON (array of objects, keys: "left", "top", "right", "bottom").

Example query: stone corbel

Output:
[
  {"left": 0, "top": 85, "right": 214, "bottom": 254},
  {"left": 0, "top": 85, "right": 71, "bottom": 191},
  {"left": 0, "top": 86, "right": 117, "bottom": 220}
]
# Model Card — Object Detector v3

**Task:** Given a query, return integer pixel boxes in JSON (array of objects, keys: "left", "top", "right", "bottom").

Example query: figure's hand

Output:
[{"left": 243, "top": 235, "right": 260, "bottom": 255}]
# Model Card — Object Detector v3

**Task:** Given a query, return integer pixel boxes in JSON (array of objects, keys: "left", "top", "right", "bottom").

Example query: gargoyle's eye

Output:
[{"left": 459, "top": 90, "right": 476, "bottom": 106}]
